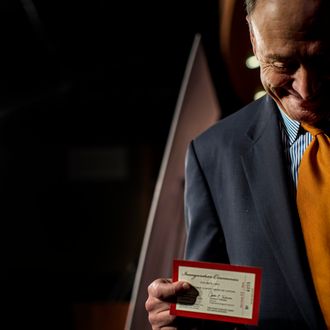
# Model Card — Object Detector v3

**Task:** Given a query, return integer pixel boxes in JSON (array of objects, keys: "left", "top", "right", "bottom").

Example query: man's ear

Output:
[{"left": 246, "top": 16, "right": 257, "bottom": 56}]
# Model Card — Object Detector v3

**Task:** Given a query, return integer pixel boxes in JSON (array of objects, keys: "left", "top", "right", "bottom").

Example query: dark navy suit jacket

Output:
[{"left": 183, "top": 95, "right": 326, "bottom": 329}]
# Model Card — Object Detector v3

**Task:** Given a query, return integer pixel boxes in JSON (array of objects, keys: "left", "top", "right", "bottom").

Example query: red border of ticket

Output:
[{"left": 170, "top": 259, "right": 262, "bottom": 325}]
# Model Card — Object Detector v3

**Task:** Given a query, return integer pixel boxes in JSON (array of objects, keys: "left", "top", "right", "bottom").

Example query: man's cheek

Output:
[{"left": 261, "top": 71, "right": 291, "bottom": 89}]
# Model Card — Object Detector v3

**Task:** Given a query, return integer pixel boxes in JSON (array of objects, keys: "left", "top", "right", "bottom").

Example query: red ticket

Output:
[{"left": 170, "top": 259, "right": 262, "bottom": 325}]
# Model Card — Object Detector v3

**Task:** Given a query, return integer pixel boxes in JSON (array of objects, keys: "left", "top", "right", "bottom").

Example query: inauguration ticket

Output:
[{"left": 170, "top": 260, "right": 262, "bottom": 325}]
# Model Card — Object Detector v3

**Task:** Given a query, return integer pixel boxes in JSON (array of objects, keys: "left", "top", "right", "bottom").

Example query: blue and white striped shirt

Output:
[{"left": 278, "top": 109, "right": 313, "bottom": 189}]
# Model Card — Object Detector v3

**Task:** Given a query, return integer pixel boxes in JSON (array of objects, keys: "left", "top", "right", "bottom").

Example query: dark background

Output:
[{"left": 2, "top": 1, "right": 247, "bottom": 329}]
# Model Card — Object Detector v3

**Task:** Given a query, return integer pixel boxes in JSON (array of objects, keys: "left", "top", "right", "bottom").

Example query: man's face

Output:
[{"left": 249, "top": 0, "right": 330, "bottom": 125}]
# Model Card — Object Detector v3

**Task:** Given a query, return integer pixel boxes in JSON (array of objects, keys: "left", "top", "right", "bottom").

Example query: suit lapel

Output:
[{"left": 240, "top": 96, "right": 323, "bottom": 329}]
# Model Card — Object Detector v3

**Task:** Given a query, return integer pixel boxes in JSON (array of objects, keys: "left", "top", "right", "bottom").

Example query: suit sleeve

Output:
[
  {"left": 182, "top": 144, "right": 241, "bottom": 330},
  {"left": 184, "top": 141, "right": 229, "bottom": 263}
]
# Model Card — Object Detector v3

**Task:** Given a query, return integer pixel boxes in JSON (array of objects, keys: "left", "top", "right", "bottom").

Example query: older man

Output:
[{"left": 145, "top": 0, "right": 330, "bottom": 329}]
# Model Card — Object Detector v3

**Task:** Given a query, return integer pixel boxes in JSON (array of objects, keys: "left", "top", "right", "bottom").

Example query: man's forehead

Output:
[
  {"left": 252, "top": 0, "right": 326, "bottom": 22},
  {"left": 251, "top": 0, "right": 330, "bottom": 41}
]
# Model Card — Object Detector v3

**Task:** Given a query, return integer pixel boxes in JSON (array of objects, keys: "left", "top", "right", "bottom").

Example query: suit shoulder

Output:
[{"left": 194, "top": 96, "right": 265, "bottom": 147}]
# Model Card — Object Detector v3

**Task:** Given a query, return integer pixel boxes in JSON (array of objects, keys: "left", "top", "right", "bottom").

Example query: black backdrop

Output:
[{"left": 1, "top": 1, "right": 240, "bottom": 329}]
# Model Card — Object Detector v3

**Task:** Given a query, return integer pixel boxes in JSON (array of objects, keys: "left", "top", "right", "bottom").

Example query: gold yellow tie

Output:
[{"left": 296, "top": 123, "right": 330, "bottom": 328}]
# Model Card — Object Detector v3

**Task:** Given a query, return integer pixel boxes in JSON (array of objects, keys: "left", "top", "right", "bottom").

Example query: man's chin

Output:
[
  {"left": 281, "top": 99, "right": 330, "bottom": 124},
  {"left": 291, "top": 109, "right": 329, "bottom": 125}
]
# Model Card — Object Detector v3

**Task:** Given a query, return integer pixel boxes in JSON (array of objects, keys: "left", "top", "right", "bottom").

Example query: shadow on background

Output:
[{"left": 2, "top": 1, "right": 247, "bottom": 329}]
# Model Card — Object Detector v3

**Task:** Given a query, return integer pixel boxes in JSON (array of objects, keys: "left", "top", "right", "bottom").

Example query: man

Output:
[{"left": 145, "top": 0, "right": 330, "bottom": 329}]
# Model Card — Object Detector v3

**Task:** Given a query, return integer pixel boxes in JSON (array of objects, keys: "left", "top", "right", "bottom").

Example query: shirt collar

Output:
[{"left": 277, "top": 106, "right": 301, "bottom": 145}]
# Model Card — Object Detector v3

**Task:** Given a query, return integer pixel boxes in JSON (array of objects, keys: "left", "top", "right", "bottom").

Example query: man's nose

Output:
[{"left": 292, "top": 66, "right": 320, "bottom": 100}]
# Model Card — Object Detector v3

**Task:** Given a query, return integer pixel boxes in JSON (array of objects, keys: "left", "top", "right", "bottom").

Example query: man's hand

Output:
[{"left": 145, "top": 278, "right": 190, "bottom": 329}]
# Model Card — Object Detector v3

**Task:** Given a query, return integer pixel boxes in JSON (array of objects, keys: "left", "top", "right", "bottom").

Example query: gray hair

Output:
[{"left": 245, "top": 0, "right": 257, "bottom": 15}]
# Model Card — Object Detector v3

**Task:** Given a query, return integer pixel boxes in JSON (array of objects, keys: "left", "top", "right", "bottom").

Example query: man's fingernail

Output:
[{"left": 182, "top": 282, "right": 190, "bottom": 289}]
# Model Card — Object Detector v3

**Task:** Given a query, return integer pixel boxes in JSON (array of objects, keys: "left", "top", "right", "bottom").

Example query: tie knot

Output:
[{"left": 301, "top": 123, "right": 324, "bottom": 136}]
